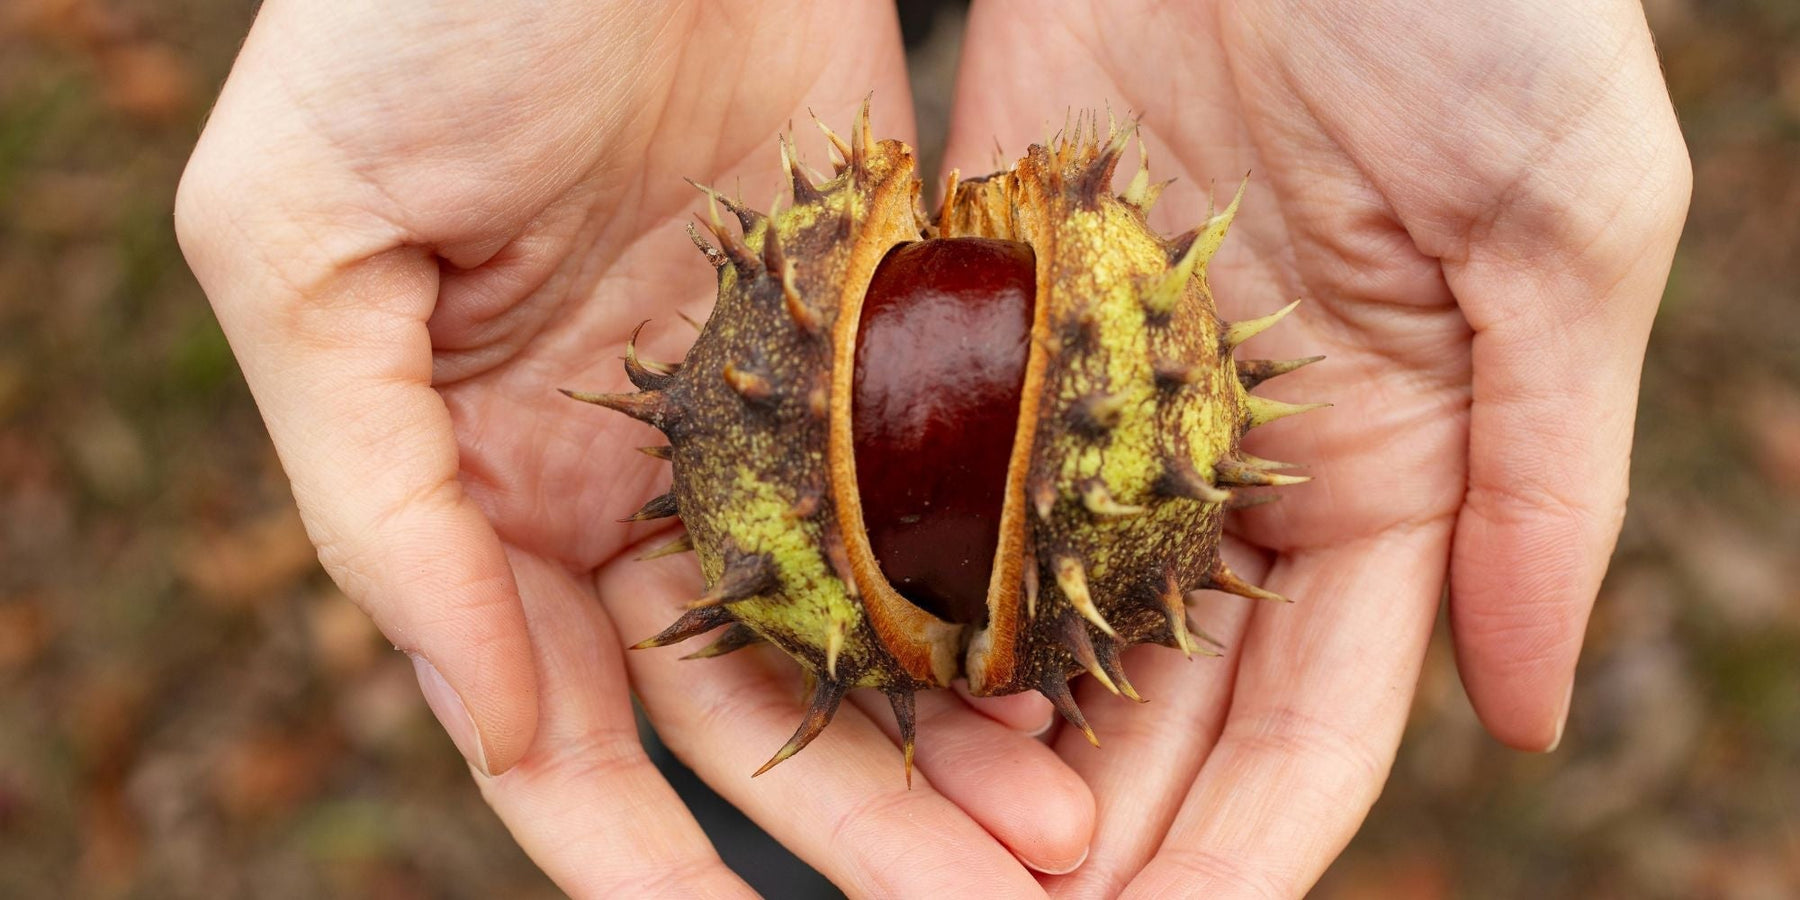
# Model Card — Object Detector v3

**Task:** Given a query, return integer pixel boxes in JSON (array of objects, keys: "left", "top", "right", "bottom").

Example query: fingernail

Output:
[
  {"left": 410, "top": 652, "right": 492, "bottom": 775},
  {"left": 1029, "top": 845, "right": 1089, "bottom": 876},
  {"left": 1544, "top": 679, "right": 1574, "bottom": 753},
  {"left": 1029, "top": 714, "right": 1058, "bottom": 740}
]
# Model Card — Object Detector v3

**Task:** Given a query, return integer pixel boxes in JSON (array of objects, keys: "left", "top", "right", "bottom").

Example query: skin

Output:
[
  {"left": 176, "top": 0, "right": 1688, "bottom": 896},
  {"left": 946, "top": 0, "right": 1689, "bottom": 896}
]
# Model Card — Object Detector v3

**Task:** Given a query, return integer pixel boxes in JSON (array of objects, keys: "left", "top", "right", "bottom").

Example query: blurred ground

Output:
[{"left": 1, "top": 0, "right": 1795, "bottom": 897}]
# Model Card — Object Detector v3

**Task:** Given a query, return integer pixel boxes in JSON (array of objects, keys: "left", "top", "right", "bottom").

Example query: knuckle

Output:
[
  {"left": 1452, "top": 589, "right": 1585, "bottom": 671},
  {"left": 1467, "top": 473, "right": 1624, "bottom": 568},
  {"left": 613, "top": 863, "right": 738, "bottom": 900},
  {"left": 1221, "top": 704, "right": 1391, "bottom": 792},
  {"left": 662, "top": 673, "right": 807, "bottom": 771},
  {"left": 827, "top": 787, "right": 926, "bottom": 860},
  {"left": 1139, "top": 846, "right": 1291, "bottom": 900},
  {"left": 303, "top": 479, "right": 509, "bottom": 634},
  {"left": 527, "top": 724, "right": 652, "bottom": 788},
  {"left": 1646, "top": 141, "right": 1695, "bottom": 229},
  {"left": 172, "top": 152, "right": 242, "bottom": 271}
]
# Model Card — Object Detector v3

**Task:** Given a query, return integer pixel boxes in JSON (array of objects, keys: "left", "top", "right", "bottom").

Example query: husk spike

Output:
[
  {"left": 1226, "top": 491, "right": 1283, "bottom": 511},
  {"left": 615, "top": 489, "right": 676, "bottom": 525},
  {"left": 811, "top": 110, "right": 852, "bottom": 172},
  {"left": 624, "top": 322, "right": 678, "bottom": 390},
  {"left": 1161, "top": 574, "right": 1198, "bottom": 659},
  {"left": 1156, "top": 455, "right": 1232, "bottom": 504},
  {"left": 1080, "top": 479, "right": 1146, "bottom": 517},
  {"left": 1245, "top": 395, "right": 1331, "bottom": 429},
  {"left": 1237, "top": 355, "right": 1325, "bottom": 390},
  {"left": 1055, "top": 556, "right": 1117, "bottom": 639},
  {"left": 560, "top": 388, "right": 682, "bottom": 432},
  {"left": 1121, "top": 136, "right": 1153, "bottom": 209},
  {"left": 1153, "top": 358, "right": 1198, "bottom": 389},
  {"left": 1093, "top": 637, "right": 1145, "bottom": 702},
  {"left": 722, "top": 363, "right": 775, "bottom": 403},
  {"left": 632, "top": 604, "right": 733, "bottom": 650},
  {"left": 760, "top": 196, "right": 788, "bottom": 275},
  {"left": 753, "top": 676, "right": 847, "bottom": 776},
  {"left": 682, "top": 623, "right": 763, "bottom": 659},
  {"left": 1234, "top": 452, "right": 1302, "bottom": 471},
  {"left": 1041, "top": 677, "right": 1099, "bottom": 748},
  {"left": 637, "top": 532, "right": 694, "bottom": 561},
  {"left": 1072, "top": 391, "right": 1127, "bottom": 433},
  {"left": 1224, "top": 299, "right": 1302, "bottom": 349},
  {"left": 1031, "top": 477, "right": 1059, "bottom": 520},
  {"left": 780, "top": 133, "right": 824, "bottom": 205},
  {"left": 1187, "top": 176, "right": 1248, "bottom": 270},
  {"left": 685, "top": 222, "right": 727, "bottom": 270},
  {"left": 1060, "top": 613, "right": 1120, "bottom": 696},
  {"left": 1214, "top": 459, "right": 1312, "bottom": 487},
  {"left": 1203, "top": 558, "right": 1289, "bottom": 604},
  {"left": 825, "top": 607, "right": 848, "bottom": 679},
  {"left": 692, "top": 551, "right": 775, "bottom": 608},
  {"left": 885, "top": 688, "right": 918, "bottom": 788}
]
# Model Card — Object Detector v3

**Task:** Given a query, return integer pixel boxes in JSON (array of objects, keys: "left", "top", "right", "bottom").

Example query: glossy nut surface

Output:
[{"left": 852, "top": 238, "right": 1036, "bottom": 626}]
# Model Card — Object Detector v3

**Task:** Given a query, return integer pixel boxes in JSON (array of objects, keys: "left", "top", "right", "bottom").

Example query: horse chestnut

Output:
[
  {"left": 565, "top": 106, "right": 1325, "bottom": 776},
  {"left": 853, "top": 238, "right": 1035, "bottom": 627}
]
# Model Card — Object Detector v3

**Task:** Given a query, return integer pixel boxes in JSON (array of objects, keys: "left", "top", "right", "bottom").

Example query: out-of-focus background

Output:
[{"left": 1, "top": 0, "right": 1795, "bottom": 897}]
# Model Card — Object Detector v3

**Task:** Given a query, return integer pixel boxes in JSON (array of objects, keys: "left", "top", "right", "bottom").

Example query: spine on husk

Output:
[{"left": 566, "top": 105, "right": 1326, "bottom": 774}]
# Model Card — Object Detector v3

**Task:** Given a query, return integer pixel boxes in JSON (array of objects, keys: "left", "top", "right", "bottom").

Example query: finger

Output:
[
  {"left": 955, "top": 683, "right": 1056, "bottom": 734},
  {"left": 852, "top": 687, "right": 1094, "bottom": 874},
  {"left": 176, "top": 171, "right": 539, "bottom": 773},
  {"left": 1126, "top": 526, "right": 1449, "bottom": 898},
  {"left": 1039, "top": 539, "right": 1266, "bottom": 898},
  {"left": 1446, "top": 91, "right": 1692, "bottom": 749},
  {"left": 478, "top": 548, "right": 753, "bottom": 898},
  {"left": 600, "top": 549, "right": 1048, "bottom": 899}
]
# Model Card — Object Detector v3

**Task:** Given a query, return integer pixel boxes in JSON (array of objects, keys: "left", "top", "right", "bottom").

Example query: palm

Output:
[
  {"left": 945, "top": 0, "right": 1685, "bottom": 894},
  {"left": 436, "top": 86, "right": 886, "bottom": 574},
  {"left": 404, "top": 9, "right": 1091, "bottom": 894}
]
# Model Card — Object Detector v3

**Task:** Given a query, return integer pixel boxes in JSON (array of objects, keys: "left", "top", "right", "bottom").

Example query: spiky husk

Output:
[{"left": 568, "top": 104, "right": 1324, "bottom": 776}]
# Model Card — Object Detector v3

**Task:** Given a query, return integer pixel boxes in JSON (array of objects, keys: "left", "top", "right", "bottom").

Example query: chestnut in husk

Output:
[{"left": 564, "top": 105, "right": 1325, "bottom": 776}]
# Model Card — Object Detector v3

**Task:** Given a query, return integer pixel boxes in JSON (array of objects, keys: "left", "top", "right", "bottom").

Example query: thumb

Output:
[{"left": 177, "top": 174, "right": 539, "bottom": 774}]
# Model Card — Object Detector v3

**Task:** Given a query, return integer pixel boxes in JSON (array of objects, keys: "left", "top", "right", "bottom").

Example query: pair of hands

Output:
[{"left": 176, "top": 0, "right": 1689, "bottom": 896}]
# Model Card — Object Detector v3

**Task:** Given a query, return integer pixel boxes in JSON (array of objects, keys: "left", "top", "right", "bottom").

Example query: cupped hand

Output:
[
  {"left": 946, "top": 0, "right": 1689, "bottom": 895},
  {"left": 176, "top": 1, "right": 1093, "bottom": 895}
]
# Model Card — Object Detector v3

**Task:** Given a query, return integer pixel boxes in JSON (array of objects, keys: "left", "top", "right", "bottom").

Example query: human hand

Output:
[
  {"left": 945, "top": 0, "right": 1690, "bottom": 894},
  {"left": 176, "top": 1, "right": 1093, "bottom": 895}
]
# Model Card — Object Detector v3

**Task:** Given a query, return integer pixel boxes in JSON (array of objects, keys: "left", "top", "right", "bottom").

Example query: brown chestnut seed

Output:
[
  {"left": 565, "top": 107, "right": 1326, "bottom": 777},
  {"left": 853, "top": 238, "right": 1036, "bottom": 627}
]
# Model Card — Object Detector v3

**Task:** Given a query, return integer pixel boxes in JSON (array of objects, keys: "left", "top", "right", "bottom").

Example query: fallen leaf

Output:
[
  {"left": 210, "top": 726, "right": 341, "bottom": 823},
  {"left": 1742, "top": 378, "right": 1800, "bottom": 498},
  {"left": 307, "top": 588, "right": 380, "bottom": 678},
  {"left": 96, "top": 41, "right": 196, "bottom": 123},
  {"left": 177, "top": 505, "right": 319, "bottom": 608},
  {"left": 0, "top": 598, "right": 52, "bottom": 671}
]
